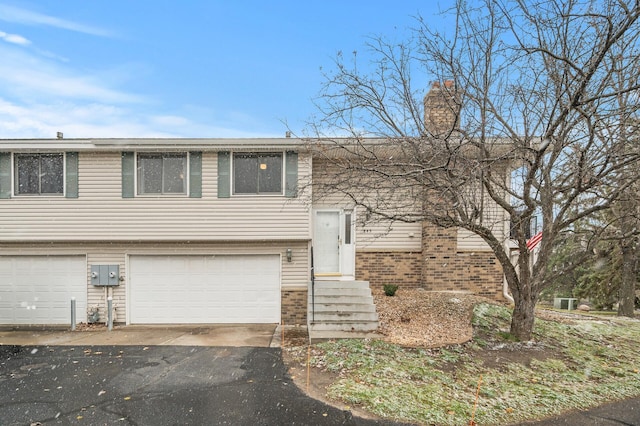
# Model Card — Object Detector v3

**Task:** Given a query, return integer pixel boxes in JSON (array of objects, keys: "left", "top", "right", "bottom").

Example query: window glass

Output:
[
  {"left": 139, "top": 155, "right": 163, "bottom": 194},
  {"left": 15, "top": 155, "right": 40, "bottom": 194},
  {"left": 233, "top": 154, "right": 258, "bottom": 194},
  {"left": 40, "top": 154, "right": 64, "bottom": 194},
  {"left": 344, "top": 213, "right": 352, "bottom": 244},
  {"left": 14, "top": 153, "right": 64, "bottom": 195},
  {"left": 258, "top": 154, "right": 282, "bottom": 193},
  {"left": 233, "top": 153, "right": 282, "bottom": 194},
  {"left": 137, "top": 153, "right": 186, "bottom": 195},
  {"left": 163, "top": 155, "right": 186, "bottom": 193}
]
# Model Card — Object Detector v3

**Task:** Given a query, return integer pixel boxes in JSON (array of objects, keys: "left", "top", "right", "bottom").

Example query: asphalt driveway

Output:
[{"left": 0, "top": 344, "right": 411, "bottom": 426}]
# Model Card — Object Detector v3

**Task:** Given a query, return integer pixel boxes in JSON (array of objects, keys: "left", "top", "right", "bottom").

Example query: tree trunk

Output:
[
  {"left": 507, "top": 247, "right": 538, "bottom": 341},
  {"left": 618, "top": 240, "right": 636, "bottom": 317},
  {"left": 510, "top": 295, "right": 536, "bottom": 341}
]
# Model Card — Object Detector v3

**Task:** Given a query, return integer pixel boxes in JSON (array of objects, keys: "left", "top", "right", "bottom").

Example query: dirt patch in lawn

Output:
[{"left": 472, "top": 340, "right": 562, "bottom": 370}]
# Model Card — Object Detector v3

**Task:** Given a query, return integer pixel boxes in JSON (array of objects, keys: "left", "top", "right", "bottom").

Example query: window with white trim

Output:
[
  {"left": 233, "top": 153, "right": 283, "bottom": 195},
  {"left": 14, "top": 153, "right": 64, "bottom": 195},
  {"left": 137, "top": 153, "right": 187, "bottom": 195}
]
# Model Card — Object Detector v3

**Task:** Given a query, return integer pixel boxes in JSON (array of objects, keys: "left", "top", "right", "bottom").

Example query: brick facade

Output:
[
  {"left": 281, "top": 289, "right": 307, "bottom": 325},
  {"left": 421, "top": 222, "right": 503, "bottom": 299},
  {"left": 353, "top": 222, "right": 504, "bottom": 300},
  {"left": 356, "top": 251, "right": 422, "bottom": 289},
  {"left": 422, "top": 250, "right": 504, "bottom": 300}
]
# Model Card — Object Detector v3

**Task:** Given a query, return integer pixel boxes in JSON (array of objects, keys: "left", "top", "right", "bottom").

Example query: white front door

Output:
[{"left": 313, "top": 210, "right": 355, "bottom": 278}]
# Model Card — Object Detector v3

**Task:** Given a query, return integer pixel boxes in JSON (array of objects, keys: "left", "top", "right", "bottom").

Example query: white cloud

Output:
[
  {"left": 0, "top": 30, "right": 30, "bottom": 45},
  {"left": 0, "top": 98, "right": 280, "bottom": 139},
  {"left": 0, "top": 45, "right": 143, "bottom": 104},
  {"left": 0, "top": 4, "right": 112, "bottom": 37},
  {"left": 0, "top": 98, "right": 169, "bottom": 138}
]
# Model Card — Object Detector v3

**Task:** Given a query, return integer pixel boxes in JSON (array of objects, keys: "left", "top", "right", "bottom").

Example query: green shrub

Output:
[{"left": 383, "top": 284, "right": 399, "bottom": 296}]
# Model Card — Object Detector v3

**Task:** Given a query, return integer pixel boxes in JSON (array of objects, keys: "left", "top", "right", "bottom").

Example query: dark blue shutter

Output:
[
  {"left": 65, "top": 152, "right": 79, "bottom": 198},
  {"left": 217, "top": 152, "right": 230, "bottom": 198},
  {"left": 0, "top": 152, "right": 11, "bottom": 199},
  {"left": 285, "top": 151, "right": 298, "bottom": 198},
  {"left": 189, "top": 152, "right": 202, "bottom": 198},
  {"left": 121, "top": 152, "right": 135, "bottom": 198}
]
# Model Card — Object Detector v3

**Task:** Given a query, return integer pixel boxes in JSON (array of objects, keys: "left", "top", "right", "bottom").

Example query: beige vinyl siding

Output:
[
  {"left": 457, "top": 229, "right": 491, "bottom": 251},
  {"left": 0, "top": 152, "right": 311, "bottom": 242},
  {"left": 311, "top": 197, "right": 422, "bottom": 251},
  {"left": 312, "top": 158, "right": 508, "bottom": 252},
  {"left": 457, "top": 162, "right": 511, "bottom": 251},
  {"left": 457, "top": 194, "right": 509, "bottom": 251},
  {"left": 312, "top": 161, "right": 422, "bottom": 251},
  {"left": 0, "top": 241, "right": 309, "bottom": 324},
  {"left": 356, "top": 221, "right": 422, "bottom": 251}
]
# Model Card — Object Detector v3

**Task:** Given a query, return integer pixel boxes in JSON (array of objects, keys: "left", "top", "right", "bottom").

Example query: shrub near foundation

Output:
[{"left": 383, "top": 284, "right": 399, "bottom": 296}]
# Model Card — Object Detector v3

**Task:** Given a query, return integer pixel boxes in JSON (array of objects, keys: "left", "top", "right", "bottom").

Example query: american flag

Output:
[{"left": 526, "top": 231, "right": 542, "bottom": 251}]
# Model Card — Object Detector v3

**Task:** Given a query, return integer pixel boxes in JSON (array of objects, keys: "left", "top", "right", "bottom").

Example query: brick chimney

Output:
[{"left": 423, "top": 80, "right": 459, "bottom": 137}]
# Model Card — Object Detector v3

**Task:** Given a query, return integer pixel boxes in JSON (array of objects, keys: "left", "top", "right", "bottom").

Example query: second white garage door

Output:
[{"left": 129, "top": 255, "right": 280, "bottom": 324}]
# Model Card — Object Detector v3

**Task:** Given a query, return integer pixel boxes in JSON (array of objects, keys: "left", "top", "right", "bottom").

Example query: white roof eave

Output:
[{"left": 0, "top": 137, "right": 308, "bottom": 152}]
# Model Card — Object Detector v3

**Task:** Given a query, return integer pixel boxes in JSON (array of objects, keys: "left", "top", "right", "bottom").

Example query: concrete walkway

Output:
[{"left": 0, "top": 324, "right": 283, "bottom": 347}]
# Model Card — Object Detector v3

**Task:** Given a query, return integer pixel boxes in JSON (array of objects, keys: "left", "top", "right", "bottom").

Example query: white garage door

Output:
[
  {"left": 0, "top": 256, "right": 87, "bottom": 325},
  {"left": 129, "top": 255, "right": 280, "bottom": 324}
]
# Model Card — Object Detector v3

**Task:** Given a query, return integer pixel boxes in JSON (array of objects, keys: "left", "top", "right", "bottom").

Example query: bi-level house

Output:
[{"left": 0, "top": 84, "right": 509, "bottom": 331}]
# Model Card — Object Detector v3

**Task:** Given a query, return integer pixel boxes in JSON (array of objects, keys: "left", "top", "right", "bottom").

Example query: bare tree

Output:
[
  {"left": 614, "top": 188, "right": 640, "bottom": 317},
  {"left": 608, "top": 123, "right": 640, "bottom": 317},
  {"left": 607, "top": 52, "right": 640, "bottom": 316},
  {"left": 306, "top": 0, "right": 640, "bottom": 340}
]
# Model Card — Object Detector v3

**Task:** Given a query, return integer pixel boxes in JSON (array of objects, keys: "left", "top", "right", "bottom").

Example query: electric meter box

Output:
[{"left": 91, "top": 265, "right": 120, "bottom": 286}]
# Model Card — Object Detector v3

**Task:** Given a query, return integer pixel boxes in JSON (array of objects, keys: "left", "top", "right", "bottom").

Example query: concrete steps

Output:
[
  {"left": 308, "top": 280, "right": 379, "bottom": 341},
  {"left": 311, "top": 295, "right": 374, "bottom": 305}
]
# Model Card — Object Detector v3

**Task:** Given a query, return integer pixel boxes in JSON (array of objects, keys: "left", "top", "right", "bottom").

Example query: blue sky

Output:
[{"left": 0, "top": 1, "right": 449, "bottom": 139}]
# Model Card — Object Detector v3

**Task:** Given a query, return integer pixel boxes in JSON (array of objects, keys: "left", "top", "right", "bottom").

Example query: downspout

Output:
[
  {"left": 503, "top": 274, "right": 514, "bottom": 303},
  {"left": 310, "top": 246, "right": 315, "bottom": 323},
  {"left": 503, "top": 241, "right": 515, "bottom": 303}
]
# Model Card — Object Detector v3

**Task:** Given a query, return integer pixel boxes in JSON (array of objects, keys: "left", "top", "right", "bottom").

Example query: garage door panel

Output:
[
  {"left": 130, "top": 255, "right": 280, "bottom": 324},
  {"left": 0, "top": 256, "right": 87, "bottom": 325}
]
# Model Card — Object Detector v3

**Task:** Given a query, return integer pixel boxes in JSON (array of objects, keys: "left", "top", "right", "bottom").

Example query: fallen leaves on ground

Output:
[{"left": 374, "top": 288, "right": 492, "bottom": 347}]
